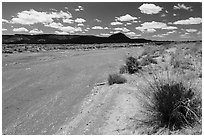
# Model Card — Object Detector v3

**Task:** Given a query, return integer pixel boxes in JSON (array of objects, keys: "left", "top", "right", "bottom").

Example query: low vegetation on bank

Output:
[{"left": 107, "top": 42, "right": 202, "bottom": 134}]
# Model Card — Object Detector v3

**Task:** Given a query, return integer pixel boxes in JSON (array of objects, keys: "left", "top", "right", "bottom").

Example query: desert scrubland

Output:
[{"left": 2, "top": 42, "right": 202, "bottom": 135}]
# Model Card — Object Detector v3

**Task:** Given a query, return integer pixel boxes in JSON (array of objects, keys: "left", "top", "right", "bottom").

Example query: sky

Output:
[{"left": 2, "top": 2, "right": 202, "bottom": 41}]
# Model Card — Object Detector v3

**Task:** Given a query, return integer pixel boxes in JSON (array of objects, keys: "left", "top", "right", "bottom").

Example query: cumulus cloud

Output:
[
  {"left": 2, "top": 19, "right": 9, "bottom": 23},
  {"left": 161, "top": 14, "right": 166, "bottom": 17},
  {"left": 125, "top": 32, "right": 136, "bottom": 36},
  {"left": 104, "top": 27, "right": 109, "bottom": 29},
  {"left": 75, "top": 5, "right": 84, "bottom": 11},
  {"left": 77, "top": 23, "right": 84, "bottom": 26},
  {"left": 138, "top": 3, "right": 163, "bottom": 14},
  {"left": 180, "top": 33, "right": 191, "bottom": 38},
  {"left": 13, "top": 27, "right": 29, "bottom": 32},
  {"left": 55, "top": 31, "right": 69, "bottom": 34},
  {"left": 2, "top": 28, "right": 7, "bottom": 31},
  {"left": 152, "top": 33, "right": 168, "bottom": 37},
  {"left": 173, "top": 17, "right": 202, "bottom": 25},
  {"left": 114, "top": 27, "right": 130, "bottom": 32},
  {"left": 126, "top": 22, "right": 132, "bottom": 25},
  {"left": 110, "top": 21, "right": 123, "bottom": 25},
  {"left": 59, "top": 26, "right": 82, "bottom": 33},
  {"left": 173, "top": 3, "right": 193, "bottom": 11},
  {"left": 136, "top": 21, "right": 177, "bottom": 32},
  {"left": 100, "top": 33, "right": 111, "bottom": 36},
  {"left": 29, "top": 29, "right": 43, "bottom": 34},
  {"left": 44, "top": 22, "right": 63, "bottom": 29},
  {"left": 146, "top": 28, "right": 156, "bottom": 33},
  {"left": 95, "top": 19, "right": 102, "bottom": 22},
  {"left": 167, "top": 30, "right": 177, "bottom": 34},
  {"left": 92, "top": 26, "right": 103, "bottom": 29},
  {"left": 63, "top": 18, "right": 74, "bottom": 24},
  {"left": 162, "top": 26, "right": 178, "bottom": 30},
  {"left": 110, "top": 31, "right": 120, "bottom": 34},
  {"left": 75, "top": 18, "right": 86, "bottom": 23},
  {"left": 186, "top": 29, "right": 197, "bottom": 32},
  {"left": 11, "top": 9, "right": 72, "bottom": 25},
  {"left": 173, "top": 14, "right": 177, "bottom": 16},
  {"left": 116, "top": 14, "right": 137, "bottom": 22}
]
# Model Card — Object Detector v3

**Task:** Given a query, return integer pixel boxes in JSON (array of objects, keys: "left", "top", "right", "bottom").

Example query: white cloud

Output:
[
  {"left": 126, "top": 22, "right": 132, "bottom": 25},
  {"left": 50, "top": 8, "right": 57, "bottom": 11},
  {"left": 75, "top": 5, "right": 84, "bottom": 11},
  {"left": 44, "top": 22, "right": 63, "bottom": 29},
  {"left": 75, "top": 18, "right": 86, "bottom": 23},
  {"left": 152, "top": 33, "right": 168, "bottom": 37},
  {"left": 186, "top": 29, "right": 197, "bottom": 32},
  {"left": 29, "top": 29, "right": 43, "bottom": 34},
  {"left": 110, "top": 21, "right": 123, "bottom": 25},
  {"left": 173, "top": 14, "right": 177, "bottom": 16},
  {"left": 55, "top": 31, "right": 69, "bottom": 35},
  {"left": 167, "top": 30, "right": 177, "bottom": 34},
  {"left": 2, "top": 28, "right": 7, "bottom": 31},
  {"left": 162, "top": 26, "right": 177, "bottom": 30},
  {"left": 11, "top": 9, "right": 72, "bottom": 25},
  {"left": 110, "top": 31, "right": 121, "bottom": 34},
  {"left": 146, "top": 28, "right": 156, "bottom": 33},
  {"left": 173, "top": 4, "right": 192, "bottom": 11},
  {"left": 100, "top": 33, "right": 111, "bottom": 36},
  {"left": 13, "top": 27, "right": 28, "bottom": 32},
  {"left": 60, "top": 26, "right": 82, "bottom": 33},
  {"left": 161, "top": 14, "right": 166, "bottom": 17},
  {"left": 44, "top": 22, "right": 83, "bottom": 33},
  {"left": 104, "top": 27, "right": 109, "bottom": 29},
  {"left": 173, "top": 17, "right": 202, "bottom": 25},
  {"left": 63, "top": 18, "right": 74, "bottom": 24},
  {"left": 133, "top": 20, "right": 138, "bottom": 23},
  {"left": 95, "top": 19, "right": 102, "bottom": 22},
  {"left": 77, "top": 23, "right": 84, "bottom": 26},
  {"left": 116, "top": 14, "right": 137, "bottom": 22},
  {"left": 125, "top": 32, "right": 136, "bottom": 36},
  {"left": 136, "top": 21, "right": 177, "bottom": 32},
  {"left": 92, "top": 26, "right": 103, "bottom": 29},
  {"left": 138, "top": 3, "right": 163, "bottom": 14},
  {"left": 2, "top": 19, "right": 9, "bottom": 23},
  {"left": 180, "top": 33, "right": 191, "bottom": 38},
  {"left": 114, "top": 27, "right": 130, "bottom": 32}
]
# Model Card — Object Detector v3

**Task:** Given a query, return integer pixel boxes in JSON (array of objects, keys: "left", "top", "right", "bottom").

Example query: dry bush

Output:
[
  {"left": 119, "top": 65, "right": 128, "bottom": 74},
  {"left": 135, "top": 72, "right": 202, "bottom": 134},
  {"left": 140, "top": 55, "right": 157, "bottom": 66},
  {"left": 108, "top": 73, "right": 127, "bottom": 85}
]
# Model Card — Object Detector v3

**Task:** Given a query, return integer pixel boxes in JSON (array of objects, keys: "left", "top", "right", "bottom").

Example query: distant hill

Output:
[{"left": 2, "top": 33, "right": 152, "bottom": 44}]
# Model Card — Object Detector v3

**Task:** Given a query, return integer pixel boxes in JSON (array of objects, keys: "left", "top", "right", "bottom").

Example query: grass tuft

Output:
[
  {"left": 137, "top": 72, "right": 201, "bottom": 133},
  {"left": 108, "top": 73, "right": 127, "bottom": 85}
]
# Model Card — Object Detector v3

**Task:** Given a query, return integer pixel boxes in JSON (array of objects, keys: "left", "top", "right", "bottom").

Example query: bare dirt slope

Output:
[{"left": 2, "top": 47, "right": 143, "bottom": 135}]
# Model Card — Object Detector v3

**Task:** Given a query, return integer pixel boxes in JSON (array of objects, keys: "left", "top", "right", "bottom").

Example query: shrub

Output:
[
  {"left": 125, "top": 56, "right": 141, "bottom": 74},
  {"left": 140, "top": 55, "right": 157, "bottom": 66},
  {"left": 108, "top": 73, "right": 127, "bottom": 85},
  {"left": 137, "top": 73, "right": 201, "bottom": 133},
  {"left": 119, "top": 65, "right": 128, "bottom": 74}
]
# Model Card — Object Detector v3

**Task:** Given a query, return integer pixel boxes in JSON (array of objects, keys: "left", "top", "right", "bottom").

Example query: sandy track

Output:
[
  {"left": 56, "top": 84, "right": 142, "bottom": 135},
  {"left": 2, "top": 48, "right": 143, "bottom": 135}
]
